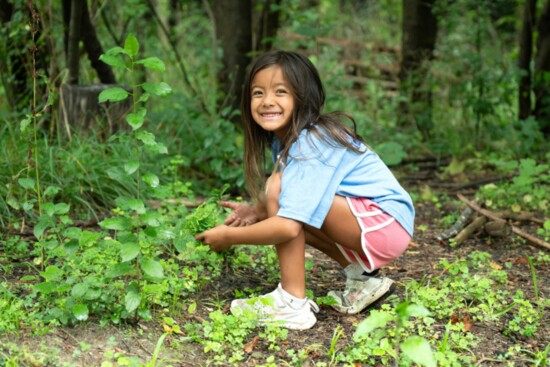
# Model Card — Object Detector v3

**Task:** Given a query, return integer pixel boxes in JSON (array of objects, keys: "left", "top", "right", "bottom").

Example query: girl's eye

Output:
[
  {"left": 252, "top": 90, "right": 263, "bottom": 96},
  {"left": 276, "top": 89, "right": 287, "bottom": 94}
]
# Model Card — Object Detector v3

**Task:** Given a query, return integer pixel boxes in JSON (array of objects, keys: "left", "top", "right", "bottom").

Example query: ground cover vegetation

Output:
[{"left": 0, "top": 0, "right": 548, "bottom": 366}]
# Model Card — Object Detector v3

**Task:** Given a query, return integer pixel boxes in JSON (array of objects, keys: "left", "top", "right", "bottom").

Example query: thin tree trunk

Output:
[
  {"left": 254, "top": 0, "right": 281, "bottom": 52},
  {"left": 211, "top": 0, "right": 253, "bottom": 120},
  {"left": 518, "top": 0, "right": 537, "bottom": 120},
  {"left": 398, "top": 0, "right": 438, "bottom": 140},
  {"left": 81, "top": 1, "right": 116, "bottom": 84},
  {"left": 67, "top": 0, "right": 83, "bottom": 85},
  {"left": 534, "top": 0, "right": 550, "bottom": 135}
]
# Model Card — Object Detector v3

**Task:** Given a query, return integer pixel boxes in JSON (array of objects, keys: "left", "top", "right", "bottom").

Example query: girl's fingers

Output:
[{"left": 221, "top": 201, "right": 239, "bottom": 210}]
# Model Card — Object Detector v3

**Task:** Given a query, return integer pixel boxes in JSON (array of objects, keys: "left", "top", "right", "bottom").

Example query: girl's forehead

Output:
[{"left": 252, "top": 65, "right": 287, "bottom": 85}]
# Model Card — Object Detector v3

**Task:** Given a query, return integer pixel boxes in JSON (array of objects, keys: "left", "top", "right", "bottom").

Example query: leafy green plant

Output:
[
  {"left": 338, "top": 301, "right": 436, "bottom": 367},
  {"left": 96, "top": 34, "right": 172, "bottom": 319}
]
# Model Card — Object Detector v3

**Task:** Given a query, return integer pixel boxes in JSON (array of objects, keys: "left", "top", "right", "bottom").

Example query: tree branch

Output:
[{"left": 457, "top": 193, "right": 550, "bottom": 250}]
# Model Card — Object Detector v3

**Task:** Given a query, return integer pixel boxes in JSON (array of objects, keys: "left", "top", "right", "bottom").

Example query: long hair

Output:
[{"left": 241, "top": 50, "right": 364, "bottom": 202}]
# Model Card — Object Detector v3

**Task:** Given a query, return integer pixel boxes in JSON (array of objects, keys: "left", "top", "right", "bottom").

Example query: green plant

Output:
[{"left": 337, "top": 302, "right": 436, "bottom": 366}]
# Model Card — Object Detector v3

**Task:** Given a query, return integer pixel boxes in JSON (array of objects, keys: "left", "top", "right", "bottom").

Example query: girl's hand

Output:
[
  {"left": 221, "top": 201, "right": 259, "bottom": 227},
  {"left": 195, "top": 225, "right": 232, "bottom": 252}
]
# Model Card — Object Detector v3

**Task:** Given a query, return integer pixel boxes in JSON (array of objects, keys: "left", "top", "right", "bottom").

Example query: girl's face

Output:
[{"left": 250, "top": 65, "right": 295, "bottom": 139}]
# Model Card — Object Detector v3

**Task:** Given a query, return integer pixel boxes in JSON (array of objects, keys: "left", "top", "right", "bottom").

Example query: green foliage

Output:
[{"left": 479, "top": 157, "right": 549, "bottom": 213}]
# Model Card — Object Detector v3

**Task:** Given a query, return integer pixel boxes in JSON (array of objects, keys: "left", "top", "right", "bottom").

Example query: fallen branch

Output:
[
  {"left": 457, "top": 193, "right": 550, "bottom": 251},
  {"left": 437, "top": 206, "right": 475, "bottom": 242},
  {"left": 453, "top": 216, "right": 487, "bottom": 246}
]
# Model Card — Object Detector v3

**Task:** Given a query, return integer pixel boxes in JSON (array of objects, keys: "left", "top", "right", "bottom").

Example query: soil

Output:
[{"left": 2, "top": 186, "right": 549, "bottom": 367}]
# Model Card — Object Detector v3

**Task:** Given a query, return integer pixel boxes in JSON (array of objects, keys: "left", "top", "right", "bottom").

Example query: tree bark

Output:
[
  {"left": 81, "top": 1, "right": 116, "bottom": 84},
  {"left": 254, "top": 0, "right": 281, "bottom": 52},
  {"left": 518, "top": 0, "right": 537, "bottom": 120},
  {"left": 211, "top": 0, "right": 253, "bottom": 120},
  {"left": 534, "top": 0, "right": 550, "bottom": 135},
  {"left": 399, "top": 0, "right": 438, "bottom": 140},
  {"left": 67, "top": 0, "right": 83, "bottom": 85}
]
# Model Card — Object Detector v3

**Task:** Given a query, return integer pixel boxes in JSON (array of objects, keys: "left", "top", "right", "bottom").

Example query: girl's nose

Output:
[{"left": 263, "top": 93, "right": 275, "bottom": 106}]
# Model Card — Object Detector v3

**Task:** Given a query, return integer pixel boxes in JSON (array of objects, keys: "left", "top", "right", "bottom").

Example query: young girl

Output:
[{"left": 195, "top": 50, "right": 414, "bottom": 330}]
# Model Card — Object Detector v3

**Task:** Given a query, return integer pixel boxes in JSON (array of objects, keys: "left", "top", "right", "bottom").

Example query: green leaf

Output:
[
  {"left": 41, "top": 265, "right": 63, "bottom": 282},
  {"left": 71, "top": 283, "right": 89, "bottom": 299},
  {"left": 142, "top": 82, "right": 172, "bottom": 97},
  {"left": 53, "top": 203, "right": 70, "bottom": 215},
  {"left": 124, "top": 160, "right": 140, "bottom": 175},
  {"left": 99, "top": 53, "right": 127, "bottom": 69},
  {"left": 125, "top": 290, "right": 141, "bottom": 313},
  {"left": 99, "top": 217, "right": 132, "bottom": 231},
  {"left": 121, "top": 242, "right": 141, "bottom": 262},
  {"left": 400, "top": 336, "right": 437, "bottom": 367},
  {"left": 136, "top": 57, "right": 165, "bottom": 71},
  {"left": 34, "top": 215, "right": 53, "bottom": 239},
  {"left": 98, "top": 87, "right": 129, "bottom": 103},
  {"left": 18, "top": 178, "right": 35, "bottom": 190},
  {"left": 107, "top": 167, "right": 127, "bottom": 183},
  {"left": 141, "top": 211, "right": 162, "bottom": 227},
  {"left": 354, "top": 310, "right": 394, "bottom": 341},
  {"left": 135, "top": 130, "right": 156, "bottom": 145},
  {"left": 43, "top": 186, "right": 61, "bottom": 198},
  {"left": 142, "top": 173, "right": 159, "bottom": 188},
  {"left": 126, "top": 108, "right": 147, "bottom": 130},
  {"left": 20, "top": 116, "right": 31, "bottom": 133},
  {"left": 34, "top": 281, "right": 57, "bottom": 294},
  {"left": 124, "top": 34, "right": 139, "bottom": 57},
  {"left": 145, "top": 142, "right": 168, "bottom": 154},
  {"left": 106, "top": 263, "right": 133, "bottom": 278},
  {"left": 73, "top": 304, "right": 89, "bottom": 321},
  {"left": 140, "top": 257, "right": 164, "bottom": 278}
]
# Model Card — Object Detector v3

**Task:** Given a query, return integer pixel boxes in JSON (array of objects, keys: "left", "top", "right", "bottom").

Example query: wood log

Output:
[
  {"left": 457, "top": 193, "right": 550, "bottom": 251},
  {"left": 484, "top": 220, "right": 512, "bottom": 237},
  {"left": 59, "top": 84, "right": 132, "bottom": 139},
  {"left": 453, "top": 216, "right": 487, "bottom": 245}
]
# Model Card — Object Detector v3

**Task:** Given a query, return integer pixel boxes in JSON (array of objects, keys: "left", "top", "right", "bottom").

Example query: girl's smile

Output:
[{"left": 250, "top": 65, "right": 295, "bottom": 139}]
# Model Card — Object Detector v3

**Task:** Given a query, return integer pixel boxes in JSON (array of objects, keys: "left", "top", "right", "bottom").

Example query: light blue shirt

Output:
[{"left": 272, "top": 129, "right": 415, "bottom": 236}]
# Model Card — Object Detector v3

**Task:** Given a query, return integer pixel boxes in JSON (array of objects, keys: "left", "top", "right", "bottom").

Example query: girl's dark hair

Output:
[{"left": 241, "top": 50, "right": 364, "bottom": 201}]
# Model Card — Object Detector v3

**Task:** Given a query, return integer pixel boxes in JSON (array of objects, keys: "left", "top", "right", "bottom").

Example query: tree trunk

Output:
[
  {"left": 81, "top": 1, "right": 116, "bottom": 84},
  {"left": 518, "top": 0, "right": 537, "bottom": 120},
  {"left": 211, "top": 0, "right": 253, "bottom": 120},
  {"left": 254, "top": 0, "right": 281, "bottom": 52},
  {"left": 59, "top": 84, "right": 131, "bottom": 140},
  {"left": 399, "top": 0, "right": 438, "bottom": 140},
  {"left": 534, "top": 0, "right": 550, "bottom": 135},
  {"left": 67, "top": 0, "right": 84, "bottom": 85}
]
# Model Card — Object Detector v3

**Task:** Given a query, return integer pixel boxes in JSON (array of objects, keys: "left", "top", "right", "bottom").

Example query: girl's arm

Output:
[{"left": 195, "top": 216, "right": 302, "bottom": 252}]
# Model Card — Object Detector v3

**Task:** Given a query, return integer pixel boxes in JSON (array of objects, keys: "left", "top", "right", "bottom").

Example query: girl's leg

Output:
[
  {"left": 266, "top": 173, "right": 306, "bottom": 299},
  {"left": 304, "top": 228, "right": 350, "bottom": 267}
]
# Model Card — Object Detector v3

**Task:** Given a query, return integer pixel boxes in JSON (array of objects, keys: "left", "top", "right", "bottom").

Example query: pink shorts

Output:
[{"left": 336, "top": 197, "right": 410, "bottom": 273}]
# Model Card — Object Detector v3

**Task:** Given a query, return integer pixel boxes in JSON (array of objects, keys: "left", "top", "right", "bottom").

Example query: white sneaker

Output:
[
  {"left": 230, "top": 283, "right": 319, "bottom": 330},
  {"left": 328, "top": 263, "right": 394, "bottom": 314}
]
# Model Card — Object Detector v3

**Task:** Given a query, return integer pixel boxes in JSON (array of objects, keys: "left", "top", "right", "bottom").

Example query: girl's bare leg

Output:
[
  {"left": 266, "top": 173, "right": 306, "bottom": 298},
  {"left": 304, "top": 228, "right": 350, "bottom": 267}
]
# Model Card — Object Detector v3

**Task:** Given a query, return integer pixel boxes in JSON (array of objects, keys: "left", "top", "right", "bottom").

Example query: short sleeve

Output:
[{"left": 276, "top": 133, "right": 348, "bottom": 228}]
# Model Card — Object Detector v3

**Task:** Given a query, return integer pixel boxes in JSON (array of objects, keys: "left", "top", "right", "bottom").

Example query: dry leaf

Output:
[
  {"left": 244, "top": 335, "right": 260, "bottom": 354},
  {"left": 490, "top": 262, "right": 502, "bottom": 270}
]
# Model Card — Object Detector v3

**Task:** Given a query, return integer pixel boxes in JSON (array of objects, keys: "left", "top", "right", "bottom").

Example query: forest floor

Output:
[{"left": 2, "top": 174, "right": 549, "bottom": 367}]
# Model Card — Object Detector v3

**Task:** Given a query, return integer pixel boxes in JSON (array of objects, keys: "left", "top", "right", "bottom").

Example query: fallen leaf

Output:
[
  {"left": 244, "top": 335, "right": 260, "bottom": 354},
  {"left": 163, "top": 324, "right": 173, "bottom": 333},
  {"left": 490, "top": 262, "right": 502, "bottom": 270}
]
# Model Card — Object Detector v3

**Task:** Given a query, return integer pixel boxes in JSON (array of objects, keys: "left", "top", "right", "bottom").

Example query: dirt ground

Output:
[{"left": 3, "top": 188, "right": 549, "bottom": 367}]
